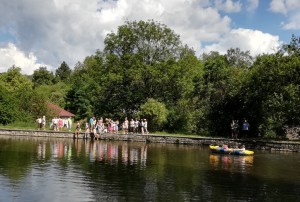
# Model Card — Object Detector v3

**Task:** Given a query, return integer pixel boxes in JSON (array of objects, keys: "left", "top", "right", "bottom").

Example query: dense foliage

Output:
[{"left": 1, "top": 20, "right": 300, "bottom": 138}]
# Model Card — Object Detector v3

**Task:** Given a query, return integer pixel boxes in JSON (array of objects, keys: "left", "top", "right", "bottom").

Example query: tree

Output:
[
  {"left": 195, "top": 51, "right": 248, "bottom": 136},
  {"left": 225, "top": 48, "right": 253, "bottom": 68},
  {"left": 0, "top": 66, "right": 49, "bottom": 122},
  {"left": 104, "top": 20, "right": 182, "bottom": 65},
  {"left": 35, "top": 82, "right": 70, "bottom": 108},
  {"left": 94, "top": 20, "right": 195, "bottom": 119},
  {"left": 32, "top": 67, "right": 55, "bottom": 87},
  {"left": 282, "top": 34, "right": 300, "bottom": 56},
  {"left": 243, "top": 53, "right": 300, "bottom": 138},
  {"left": 66, "top": 53, "right": 105, "bottom": 120},
  {"left": 0, "top": 66, "right": 33, "bottom": 94},
  {"left": 138, "top": 98, "right": 168, "bottom": 131},
  {"left": 0, "top": 86, "right": 18, "bottom": 124},
  {"left": 55, "top": 61, "right": 72, "bottom": 81}
]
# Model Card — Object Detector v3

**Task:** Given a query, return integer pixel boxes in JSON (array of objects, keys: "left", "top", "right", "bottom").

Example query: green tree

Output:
[
  {"left": 0, "top": 86, "right": 18, "bottom": 124},
  {"left": 0, "top": 66, "right": 33, "bottom": 94},
  {"left": 243, "top": 53, "right": 300, "bottom": 138},
  {"left": 0, "top": 66, "right": 49, "bottom": 122},
  {"left": 196, "top": 51, "right": 248, "bottom": 136},
  {"left": 282, "top": 34, "right": 300, "bottom": 56},
  {"left": 55, "top": 61, "right": 72, "bottom": 81},
  {"left": 225, "top": 48, "right": 253, "bottom": 68},
  {"left": 32, "top": 67, "right": 55, "bottom": 87},
  {"left": 138, "top": 98, "right": 168, "bottom": 131},
  {"left": 66, "top": 54, "right": 104, "bottom": 120},
  {"left": 94, "top": 20, "right": 197, "bottom": 120},
  {"left": 35, "top": 82, "right": 70, "bottom": 108}
]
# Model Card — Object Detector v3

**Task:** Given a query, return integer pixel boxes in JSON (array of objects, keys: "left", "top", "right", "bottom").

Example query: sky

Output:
[{"left": 0, "top": 0, "right": 299, "bottom": 75}]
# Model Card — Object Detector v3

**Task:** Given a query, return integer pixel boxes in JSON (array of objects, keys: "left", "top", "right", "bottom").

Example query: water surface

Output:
[{"left": 0, "top": 136, "right": 299, "bottom": 201}]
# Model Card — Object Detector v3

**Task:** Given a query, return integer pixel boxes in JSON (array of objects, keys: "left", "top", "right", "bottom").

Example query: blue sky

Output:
[
  {"left": 228, "top": 1, "right": 294, "bottom": 42},
  {"left": 0, "top": 0, "right": 299, "bottom": 75}
]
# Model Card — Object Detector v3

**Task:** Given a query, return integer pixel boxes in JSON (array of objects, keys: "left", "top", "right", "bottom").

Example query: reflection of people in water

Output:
[
  {"left": 221, "top": 156, "right": 230, "bottom": 169},
  {"left": 75, "top": 122, "right": 81, "bottom": 139},
  {"left": 209, "top": 155, "right": 219, "bottom": 168},
  {"left": 141, "top": 144, "right": 147, "bottom": 167},
  {"left": 209, "top": 155, "right": 254, "bottom": 171}
]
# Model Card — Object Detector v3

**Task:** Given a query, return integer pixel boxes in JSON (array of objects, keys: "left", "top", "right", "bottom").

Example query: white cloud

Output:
[
  {"left": 269, "top": 0, "right": 300, "bottom": 29},
  {"left": 0, "top": 43, "right": 48, "bottom": 75},
  {"left": 0, "top": 0, "right": 287, "bottom": 75},
  {"left": 270, "top": 0, "right": 287, "bottom": 14},
  {"left": 201, "top": 28, "right": 281, "bottom": 56},
  {"left": 0, "top": 0, "right": 232, "bottom": 73},
  {"left": 282, "top": 12, "right": 300, "bottom": 29},
  {"left": 214, "top": 0, "right": 242, "bottom": 13},
  {"left": 246, "top": 0, "right": 259, "bottom": 12},
  {"left": 270, "top": 0, "right": 300, "bottom": 14}
]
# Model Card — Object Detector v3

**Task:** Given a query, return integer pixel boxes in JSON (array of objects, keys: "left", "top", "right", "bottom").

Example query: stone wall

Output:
[{"left": 0, "top": 129, "right": 299, "bottom": 152}]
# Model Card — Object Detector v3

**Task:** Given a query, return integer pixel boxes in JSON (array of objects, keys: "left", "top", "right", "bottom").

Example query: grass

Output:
[
  {"left": 0, "top": 121, "right": 37, "bottom": 130},
  {"left": 0, "top": 121, "right": 75, "bottom": 132}
]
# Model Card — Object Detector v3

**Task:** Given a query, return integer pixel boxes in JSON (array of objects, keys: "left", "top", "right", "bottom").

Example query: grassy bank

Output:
[
  {"left": 0, "top": 121, "right": 74, "bottom": 132},
  {"left": 0, "top": 121, "right": 37, "bottom": 130}
]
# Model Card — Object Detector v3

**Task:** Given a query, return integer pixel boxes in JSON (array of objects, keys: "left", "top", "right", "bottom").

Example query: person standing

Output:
[
  {"left": 231, "top": 120, "right": 239, "bottom": 139},
  {"left": 129, "top": 119, "right": 135, "bottom": 134},
  {"left": 140, "top": 119, "right": 145, "bottom": 135},
  {"left": 68, "top": 117, "right": 72, "bottom": 131},
  {"left": 134, "top": 119, "right": 139, "bottom": 134},
  {"left": 36, "top": 117, "right": 42, "bottom": 130},
  {"left": 144, "top": 119, "right": 148, "bottom": 134},
  {"left": 242, "top": 119, "right": 250, "bottom": 138},
  {"left": 42, "top": 116, "right": 46, "bottom": 130},
  {"left": 230, "top": 120, "right": 235, "bottom": 138},
  {"left": 90, "top": 117, "right": 95, "bottom": 129},
  {"left": 123, "top": 117, "right": 129, "bottom": 134}
]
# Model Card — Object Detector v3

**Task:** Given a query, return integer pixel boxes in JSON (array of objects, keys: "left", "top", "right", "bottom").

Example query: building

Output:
[{"left": 47, "top": 102, "right": 75, "bottom": 118}]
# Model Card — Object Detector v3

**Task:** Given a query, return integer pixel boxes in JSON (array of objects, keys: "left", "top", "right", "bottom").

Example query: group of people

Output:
[
  {"left": 50, "top": 117, "right": 73, "bottom": 131},
  {"left": 37, "top": 116, "right": 73, "bottom": 131},
  {"left": 231, "top": 119, "right": 250, "bottom": 139},
  {"left": 74, "top": 116, "right": 149, "bottom": 140}
]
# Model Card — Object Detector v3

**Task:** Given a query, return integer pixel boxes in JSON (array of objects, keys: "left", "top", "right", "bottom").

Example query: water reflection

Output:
[
  {"left": 1, "top": 136, "right": 300, "bottom": 202},
  {"left": 36, "top": 139, "right": 148, "bottom": 167},
  {"left": 209, "top": 154, "right": 254, "bottom": 172}
]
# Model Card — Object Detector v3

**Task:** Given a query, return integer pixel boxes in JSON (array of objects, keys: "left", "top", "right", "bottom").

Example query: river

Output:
[{"left": 0, "top": 136, "right": 299, "bottom": 201}]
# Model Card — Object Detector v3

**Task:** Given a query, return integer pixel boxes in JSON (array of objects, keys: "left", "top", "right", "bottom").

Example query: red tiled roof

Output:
[{"left": 47, "top": 102, "right": 75, "bottom": 117}]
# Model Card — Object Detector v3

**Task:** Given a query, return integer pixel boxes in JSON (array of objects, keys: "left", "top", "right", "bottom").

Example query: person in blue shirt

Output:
[
  {"left": 242, "top": 119, "right": 250, "bottom": 138},
  {"left": 90, "top": 117, "right": 95, "bottom": 129}
]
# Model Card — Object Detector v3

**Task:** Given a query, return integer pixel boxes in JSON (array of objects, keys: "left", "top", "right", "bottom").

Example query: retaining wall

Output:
[{"left": 0, "top": 129, "right": 300, "bottom": 152}]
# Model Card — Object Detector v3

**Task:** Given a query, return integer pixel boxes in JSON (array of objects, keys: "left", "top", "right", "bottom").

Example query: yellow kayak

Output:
[{"left": 209, "top": 145, "right": 254, "bottom": 155}]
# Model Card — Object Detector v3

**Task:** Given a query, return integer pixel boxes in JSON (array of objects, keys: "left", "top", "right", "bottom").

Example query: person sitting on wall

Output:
[
  {"left": 93, "top": 127, "right": 99, "bottom": 140},
  {"left": 74, "top": 122, "right": 81, "bottom": 139}
]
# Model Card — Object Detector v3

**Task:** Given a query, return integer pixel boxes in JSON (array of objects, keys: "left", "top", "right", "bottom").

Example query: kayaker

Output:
[
  {"left": 222, "top": 144, "right": 229, "bottom": 149},
  {"left": 239, "top": 144, "right": 246, "bottom": 151}
]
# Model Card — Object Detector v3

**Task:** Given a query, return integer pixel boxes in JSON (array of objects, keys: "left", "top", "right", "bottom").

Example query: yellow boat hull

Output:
[{"left": 209, "top": 145, "right": 254, "bottom": 155}]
